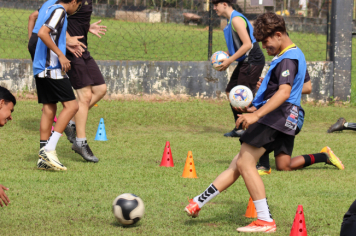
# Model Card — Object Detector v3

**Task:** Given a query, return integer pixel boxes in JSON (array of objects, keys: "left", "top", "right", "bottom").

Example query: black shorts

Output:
[
  {"left": 225, "top": 63, "right": 264, "bottom": 94},
  {"left": 28, "top": 33, "right": 38, "bottom": 61},
  {"left": 35, "top": 76, "right": 76, "bottom": 104},
  {"left": 66, "top": 51, "right": 106, "bottom": 90},
  {"left": 240, "top": 122, "right": 295, "bottom": 157}
]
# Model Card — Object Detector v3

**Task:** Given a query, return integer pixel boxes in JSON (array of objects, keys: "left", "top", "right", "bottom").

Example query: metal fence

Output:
[{"left": 0, "top": 0, "right": 330, "bottom": 61}]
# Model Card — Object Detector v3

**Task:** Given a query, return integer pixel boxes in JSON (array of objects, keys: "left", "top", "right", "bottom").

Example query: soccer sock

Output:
[
  {"left": 69, "top": 120, "right": 76, "bottom": 127},
  {"left": 76, "top": 137, "right": 87, "bottom": 147},
  {"left": 254, "top": 198, "right": 273, "bottom": 222},
  {"left": 258, "top": 153, "right": 270, "bottom": 169},
  {"left": 303, "top": 153, "right": 328, "bottom": 167},
  {"left": 193, "top": 184, "right": 220, "bottom": 208},
  {"left": 40, "top": 140, "right": 47, "bottom": 149},
  {"left": 45, "top": 131, "right": 62, "bottom": 152},
  {"left": 344, "top": 122, "right": 356, "bottom": 131},
  {"left": 229, "top": 104, "right": 242, "bottom": 130}
]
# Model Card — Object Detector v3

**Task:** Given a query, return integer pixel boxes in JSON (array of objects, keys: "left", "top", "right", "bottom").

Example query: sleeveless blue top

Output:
[
  {"left": 223, "top": 10, "right": 256, "bottom": 62},
  {"left": 32, "top": 0, "right": 58, "bottom": 34},
  {"left": 33, "top": 4, "right": 68, "bottom": 76},
  {"left": 252, "top": 47, "right": 307, "bottom": 109}
]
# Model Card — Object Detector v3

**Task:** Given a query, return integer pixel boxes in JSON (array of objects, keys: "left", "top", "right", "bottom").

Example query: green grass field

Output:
[{"left": 0, "top": 99, "right": 355, "bottom": 235}]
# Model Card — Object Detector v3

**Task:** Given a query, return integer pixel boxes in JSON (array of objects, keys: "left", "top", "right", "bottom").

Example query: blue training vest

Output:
[
  {"left": 252, "top": 47, "right": 307, "bottom": 109},
  {"left": 32, "top": 0, "right": 58, "bottom": 34},
  {"left": 223, "top": 10, "right": 256, "bottom": 62},
  {"left": 33, "top": 4, "right": 68, "bottom": 76}
]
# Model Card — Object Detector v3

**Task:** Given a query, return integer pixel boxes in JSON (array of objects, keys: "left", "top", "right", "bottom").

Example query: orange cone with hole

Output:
[
  {"left": 182, "top": 151, "right": 198, "bottom": 178},
  {"left": 290, "top": 205, "right": 307, "bottom": 236},
  {"left": 160, "top": 141, "right": 174, "bottom": 167},
  {"left": 244, "top": 197, "right": 257, "bottom": 218}
]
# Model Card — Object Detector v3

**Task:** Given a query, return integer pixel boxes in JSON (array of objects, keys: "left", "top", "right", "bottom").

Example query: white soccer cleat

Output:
[{"left": 38, "top": 147, "right": 67, "bottom": 171}]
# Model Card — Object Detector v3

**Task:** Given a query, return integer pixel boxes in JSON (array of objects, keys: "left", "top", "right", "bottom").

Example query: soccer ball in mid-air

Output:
[
  {"left": 112, "top": 193, "right": 145, "bottom": 225},
  {"left": 211, "top": 51, "right": 229, "bottom": 70},
  {"left": 229, "top": 85, "right": 253, "bottom": 109}
]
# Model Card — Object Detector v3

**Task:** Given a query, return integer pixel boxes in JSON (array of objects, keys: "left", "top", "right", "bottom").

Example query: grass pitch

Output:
[{"left": 0, "top": 99, "right": 355, "bottom": 235}]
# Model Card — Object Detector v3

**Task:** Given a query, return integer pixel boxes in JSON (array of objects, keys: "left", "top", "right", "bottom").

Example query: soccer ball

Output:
[
  {"left": 211, "top": 51, "right": 229, "bottom": 70},
  {"left": 112, "top": 193, "right": 145, "bottom": 225},
  {"left": 229, "top": 85, "right": 253, "bottom": 109}
]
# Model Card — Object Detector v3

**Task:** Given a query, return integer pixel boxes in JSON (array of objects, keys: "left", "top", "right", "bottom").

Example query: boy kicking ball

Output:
[
  {"left": 184, "top": 12, "right": 307, "bottom": 233},
  {"left": 33, "top": 0, "right": 81, "bottom": 171}
]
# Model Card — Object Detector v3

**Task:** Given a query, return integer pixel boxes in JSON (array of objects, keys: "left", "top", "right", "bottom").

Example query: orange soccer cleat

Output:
[
  {"left": 236, "top": 219, "right": 276, "bottom": 233},
  {"left": 184, "top": 199, "right": 201, "bottom": 218}
]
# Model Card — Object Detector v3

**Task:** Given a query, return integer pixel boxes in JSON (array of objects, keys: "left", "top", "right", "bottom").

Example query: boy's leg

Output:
[
  {"left": 236, "top": 143, "right": 276, "bottom": 232},
  {"left": 274, "top": 146, "right": 344, "bottom": 171},
  {"left": 257, "top": 152, "right": 271, "bottom": 175},
  {"left": 185, "top": 153, "right": 242, "bottom": 217},
  {"left": 40, "top": 104, "right": 56, "bottom": 148}
]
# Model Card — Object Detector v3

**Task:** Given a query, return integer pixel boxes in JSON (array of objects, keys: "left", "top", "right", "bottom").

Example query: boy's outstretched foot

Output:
[
  {"left": 321, "top": 146, "right": 345, "bottom": 170},
  {"left": 72, "top": 141, "right": 99, "bottom": 163},
  {"left": 327, "top": 118, "right": 346, "bottom": 133},
  {"left": 236, "top": 219, "right": 276, "bottom": 233},
  {"left": 184, "top": 199, "right": 201, "bottom": 218}
]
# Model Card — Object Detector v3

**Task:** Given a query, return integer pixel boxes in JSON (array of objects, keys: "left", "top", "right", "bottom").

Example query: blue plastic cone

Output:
[{"left": 94, "top": 118, "right": 108, "bottom": 141}]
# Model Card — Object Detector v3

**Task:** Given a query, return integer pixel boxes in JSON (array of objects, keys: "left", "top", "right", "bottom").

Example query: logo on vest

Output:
[
  {"left": 282, "top": 70, "right": 290, "bottom": 77},
  {"left": 85, "top": 1, "right": 88, "bottom": 5}
]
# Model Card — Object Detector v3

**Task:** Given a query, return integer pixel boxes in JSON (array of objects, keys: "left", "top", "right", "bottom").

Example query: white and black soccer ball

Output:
[
  {"left": 211, "top": 51, "right": 229, "bottom": 70},
  {"left": 229, "top": 85, "right": 253, "bottom": 109},
  {"left": 112, "top": 193, "right": 145, "bottom": 225}
]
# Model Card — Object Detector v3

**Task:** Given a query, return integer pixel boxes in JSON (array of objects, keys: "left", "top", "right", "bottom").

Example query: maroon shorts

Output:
[
  {"left": 67, "top": 51, "right": 106, "bottom": 90},
  {"left": 225, "top": 63, "right": 264, "bottom": 94}
]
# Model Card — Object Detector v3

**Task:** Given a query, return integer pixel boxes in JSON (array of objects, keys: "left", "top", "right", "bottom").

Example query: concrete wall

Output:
[{"left": 0, "top": 59, "right": 333, "bottom": 102}]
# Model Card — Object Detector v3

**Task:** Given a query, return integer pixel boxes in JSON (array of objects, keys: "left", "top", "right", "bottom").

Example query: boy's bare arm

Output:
[
  {"left": 38, "top": 26, "right": 71, "bottom": 72},
  {"left": 28, "top": 10, "right": 39, "bottom": 40}
]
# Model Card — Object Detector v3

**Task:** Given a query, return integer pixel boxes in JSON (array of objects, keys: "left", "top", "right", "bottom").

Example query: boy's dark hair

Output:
[
  {"left": 0, "top": 86, "right": 16, "bottom": 106},
  {"left": 212, "top": 0, "right": 232, "bottom": 6},
  {"left": 253, "top": 12, "right": 287, "bottom": 42},
  {"left": 59, "top": 0, "right": 82, "bottom": 3}
]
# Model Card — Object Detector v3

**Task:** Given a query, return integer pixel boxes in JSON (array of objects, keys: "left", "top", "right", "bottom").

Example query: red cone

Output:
[
  {"left": 159, "top": 141, "right": 174, "bottom": 167},
  {"left": 290, "top": 205, "right": 307, "bottom": 236}
]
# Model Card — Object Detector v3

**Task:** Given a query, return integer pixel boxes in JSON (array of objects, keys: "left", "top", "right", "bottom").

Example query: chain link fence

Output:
[{"left": 0, "top": 0, "right": 330, "bottom": 61}]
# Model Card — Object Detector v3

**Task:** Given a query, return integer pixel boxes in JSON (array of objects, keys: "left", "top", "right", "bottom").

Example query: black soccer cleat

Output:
[
  {"left": 327, "top": 118, "right": 346, "bottom": 133},
  {"left": 72, "top": 141, "right": 99, "bottom": 163},
  {"left": 64, "top": 123, "right": 76, "bottom": 143},
  {"left": 224, "top": 128, "right": 244, "bottom": 137}
]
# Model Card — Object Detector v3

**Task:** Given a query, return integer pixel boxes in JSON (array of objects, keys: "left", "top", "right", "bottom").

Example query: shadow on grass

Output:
[
  {"left": 183, "top": 200, "right": 250, "bottom": 227},
  {"left": 19, "top": 118, "right": 40, "bottom": 132},
  {"left": 110, "top": 221, "right": 142, "bottom": 228}
]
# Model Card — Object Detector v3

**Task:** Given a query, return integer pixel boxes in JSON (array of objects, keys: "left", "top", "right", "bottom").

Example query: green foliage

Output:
[{"left": 0, "top": 100, "right": 354, "bottom": 235}]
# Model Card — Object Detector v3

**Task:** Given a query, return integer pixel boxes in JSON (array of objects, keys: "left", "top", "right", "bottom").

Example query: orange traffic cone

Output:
[
  {"left": 244, "top": 197, "right": 257, "bottom": 218},
  {"left": 182, "top": 151, "right": 198, "bottom": 178},
  {"left": 290, "top": 205, "right": 307, "bottom": 236},
  {"left": 160, "top": 141, "right": 174, "bottom": 167}
]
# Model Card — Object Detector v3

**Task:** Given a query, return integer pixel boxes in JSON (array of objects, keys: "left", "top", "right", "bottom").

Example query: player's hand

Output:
[
  {"left": 89, "top": 20, "right": 107, "bottom": 38},
  {"left": 0, "top": 184, "right": 10, "bottom": 207},
  {"left": 216, "top": 58, "right": 232, "bottom": 71},
  {"left": 66, "top": 44, "right": 84, "bottom": 58},
  {"left": 66, "top": 36, "right": 87, "bottom": 49},
  {"left": 233, "top": 103, "right": 256, "bottom": 113},
  {"left": 58, "top": 54, "right": 71, "bottom": 72},
  {"left": 236, "top": 113, "right": 259, "bottom": 130},
  {"left": 256, "top": 77, "right": 264, "bottom": 90}
]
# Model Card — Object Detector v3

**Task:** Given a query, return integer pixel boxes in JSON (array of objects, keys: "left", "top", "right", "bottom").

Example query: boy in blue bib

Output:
[{"left": 184, "top": 13, "right": 309, "bottom": 233}]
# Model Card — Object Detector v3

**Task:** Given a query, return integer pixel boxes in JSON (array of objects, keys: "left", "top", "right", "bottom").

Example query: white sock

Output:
[
  {"left": 253, "top": 198, "right": 273, "bottom": 222},
  {"left": 76, "top": 137, "right": 87, "bottom": 147},
  {"left": 193, "top": 184, "right": 220, "bottom": 208},
  {"left": 69, "top": 120, "right": 75, "bottom": 126},
  {"left": 45, "top": 131, "right": 62, "bottom": 152}
]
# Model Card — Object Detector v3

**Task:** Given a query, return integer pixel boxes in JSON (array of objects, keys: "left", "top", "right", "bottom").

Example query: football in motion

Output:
[
  {"left": 229, "top": 85, "right": 253, "bottom": 109},
  {"left": 211, "top": 51, "right": 229, "bottom": 70},
  {"left": 112, "top": 193, "right": 145, "bottom": 225}
]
